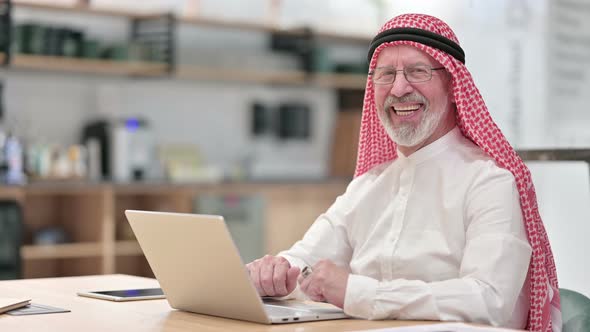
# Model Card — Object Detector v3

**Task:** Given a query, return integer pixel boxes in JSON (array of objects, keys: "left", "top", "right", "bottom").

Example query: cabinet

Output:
[
  {"left": 1, "top": 0, "right": 174, "bottom": 75},
  {"left": 0, "top": 0, "right": 370, "bottom": 89},
  {"left": 15, "top": 184, "right": 112, "bottom": 277},
  {"left": 0, "top": 181, "right": 348, "bottom": 278}
]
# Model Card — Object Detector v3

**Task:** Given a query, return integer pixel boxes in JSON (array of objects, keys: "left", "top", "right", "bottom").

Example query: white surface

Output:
[
  {"left": 527, "top": 161, "right": 590, "bottom": 297},
  {"left": 354, "top": 322, "right": 520, "bottom": 331}
]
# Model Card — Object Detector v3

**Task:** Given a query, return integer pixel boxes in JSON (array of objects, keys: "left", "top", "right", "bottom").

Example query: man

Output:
[{"left": 246, "top": 13, "right": 561, "bottom": 332}]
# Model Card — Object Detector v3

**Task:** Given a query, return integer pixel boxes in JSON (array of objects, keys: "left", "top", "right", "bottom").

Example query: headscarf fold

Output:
[{"left": 355, "top": 13, "right": 561, "bottom": 332}]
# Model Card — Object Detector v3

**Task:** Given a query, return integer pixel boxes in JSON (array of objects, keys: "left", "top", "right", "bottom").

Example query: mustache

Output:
[{"left": 384, "top": 93, "right": 427, "bottom": 109}]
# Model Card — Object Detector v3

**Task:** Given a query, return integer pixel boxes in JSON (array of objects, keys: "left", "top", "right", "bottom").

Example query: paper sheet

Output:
[{"left": 354, "top": 322, "right": 523, "bottom": 332}]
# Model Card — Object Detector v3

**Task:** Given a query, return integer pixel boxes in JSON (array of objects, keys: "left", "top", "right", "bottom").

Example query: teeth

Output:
[
  {"left": 394, "top": 104, "right": 421, "bottom": 111},
  {"left": 396, "top": 111, "right": 415, "bottom": 117}
]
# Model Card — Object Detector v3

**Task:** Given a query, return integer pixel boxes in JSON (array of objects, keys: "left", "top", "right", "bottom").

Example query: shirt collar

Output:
[{"left": 397, "top": 126, "right": 462, "bottom": 165}]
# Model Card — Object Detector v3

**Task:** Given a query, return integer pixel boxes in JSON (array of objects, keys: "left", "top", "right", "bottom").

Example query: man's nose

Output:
[{"left": 389, "top": 73, "right": 414, "bottom": 97}]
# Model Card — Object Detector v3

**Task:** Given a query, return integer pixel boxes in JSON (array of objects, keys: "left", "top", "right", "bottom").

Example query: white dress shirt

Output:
[{"left": 279, "top": 127, "right": 532, "bottom": 329}]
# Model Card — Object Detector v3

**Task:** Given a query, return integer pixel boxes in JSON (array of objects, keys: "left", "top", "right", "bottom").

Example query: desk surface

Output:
[{"left": 0, "top": 274, "right": 443, "bottom": 332}]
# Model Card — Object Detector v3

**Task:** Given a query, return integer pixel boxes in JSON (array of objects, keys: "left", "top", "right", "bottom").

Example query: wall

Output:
[
  {"left": 2, "top": 71, "right": 339, "bottom": 179},
  {"left": 546, "top": 0, "right": 590, "bottom": 147},
  {"left": 388, "top": 0, "right": 548, "bottom": 147}
]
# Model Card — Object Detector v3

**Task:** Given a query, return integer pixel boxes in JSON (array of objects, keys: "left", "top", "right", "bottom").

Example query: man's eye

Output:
[
  {"left": 407, "top": 67, "right": 428, "bottom": 75},
  {"left": 378, "top": 70, "right": 395, "bottom": 77}
]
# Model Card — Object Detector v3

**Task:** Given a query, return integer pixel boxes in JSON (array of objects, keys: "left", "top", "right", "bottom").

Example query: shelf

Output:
[
  {"left": 13, "top": 0, "right": 161, "bottom": 19},
  {"left": 23, "top": 181, "right": 109, "bottom": 195},
  {"left": 175, "top": 66, "right": 306, "bottom": 85},
  {"left": 0, "top": 53, "right": 169, "bottom": 77},
  {"left": 313, "top": 73, "right": 367, "bottom": 89},
  {"left": 179, "top": 17, "right": 371, "bottom": 43},
  {"left": 314, "top": 31, "right": 372, "bottom": 43},
  {"left": 115, "top": 240, "right": 143, "bottom": 256},
  {"left": 0, "top": 53, "right": 365, "bottom": 88},
  {"left": 12, "top": 181, "right": 348, "bottom": 277},
  {"left": 7, "top": 3, "right": 370, "bottom": 86},
  {"left": 22, "top": 242, "right": 102, "bottom": 260},
  {"left": 176, "top": 66, "right": 367, "bottom": 88},
  {"left": 179, "top": 16, "right": 276, "bottom": 33},
  {"left": 12, "top": 1, "right": 372, "bottom": 43},
  {"left": 516, "top": 148, "right": 590, "bottom": 163},
  {"left": 0, "top": 186, "right": 26, "bottom": 201}
]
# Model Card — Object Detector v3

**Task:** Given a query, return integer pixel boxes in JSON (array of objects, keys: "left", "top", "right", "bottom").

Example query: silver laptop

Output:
[{"left": 125, "top": 210, "right": 349, "bottom": 324}]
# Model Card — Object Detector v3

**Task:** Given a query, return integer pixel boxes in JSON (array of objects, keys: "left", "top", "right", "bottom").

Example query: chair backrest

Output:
[
  {"left": 560, "top": 288, "right": 590, "bottom": 332},
  {"left": 0, "top": 200, "right": 23, "bottom": 280},
  {"left": 527, "top": 161, "right": 590, "bottom": 298}
]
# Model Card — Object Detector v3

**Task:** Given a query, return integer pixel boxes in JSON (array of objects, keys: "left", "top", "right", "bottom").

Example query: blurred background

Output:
[{"left": 0, "top": 0, "right": 587, "bottom": 297}]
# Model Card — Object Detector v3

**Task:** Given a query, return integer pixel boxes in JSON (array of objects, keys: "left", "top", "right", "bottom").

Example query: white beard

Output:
[{"left": 378, "top": 94, "right": 448, "bottom": 147}]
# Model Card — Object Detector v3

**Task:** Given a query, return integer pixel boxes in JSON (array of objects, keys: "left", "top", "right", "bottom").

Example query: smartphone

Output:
[{"left": 77, "top": 288, "right": 165, "bottom": 302}]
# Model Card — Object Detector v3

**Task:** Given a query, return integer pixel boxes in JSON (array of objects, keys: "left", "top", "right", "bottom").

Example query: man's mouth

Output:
[{"left": 391, "top": 103, "right": 423, "bottom": 117}]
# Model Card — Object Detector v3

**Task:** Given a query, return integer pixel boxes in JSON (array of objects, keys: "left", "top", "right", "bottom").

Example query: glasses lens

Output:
[
  {"left": 372, "top": 66, "right": 437, "bottom": 84},
  {"left": 405, "top": 66, "right": 431, "bottom": 82},
  {"left": 373, "top": 68, "right": 396, "bottom": 84}
]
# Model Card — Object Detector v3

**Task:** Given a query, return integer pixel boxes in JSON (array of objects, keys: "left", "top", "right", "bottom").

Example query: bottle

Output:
[
  {"left": 5, "top": 132, "right": 26, "bottom": 184},
  {"left": 0, "top": 130, "right": 6, "bottom": 183},
  {"left": 0, "top": 81, "right": 7, "bottom": 183}
]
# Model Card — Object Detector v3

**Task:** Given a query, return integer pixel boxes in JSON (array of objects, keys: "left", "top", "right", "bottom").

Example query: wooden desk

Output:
[{"left": 0, "top": 274, "right": 440, "bottom": 332}]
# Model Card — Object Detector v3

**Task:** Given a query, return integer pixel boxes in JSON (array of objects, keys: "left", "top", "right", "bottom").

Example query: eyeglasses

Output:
[{"left": 370, "top": 65, "right": 445, "bottom": 84}]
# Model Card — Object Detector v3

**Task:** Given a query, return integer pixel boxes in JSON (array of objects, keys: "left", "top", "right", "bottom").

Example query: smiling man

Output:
[
  {"left": 246, "top": 14, "right": 561, "bottom": 332},
  {"left": 373, "top": 45, "right": 455, "bottom": 156}
]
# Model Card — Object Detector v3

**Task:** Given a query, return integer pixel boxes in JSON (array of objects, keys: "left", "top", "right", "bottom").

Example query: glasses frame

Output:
[{"left": 369, "top": 65, "right": 446, "bottom": 85}]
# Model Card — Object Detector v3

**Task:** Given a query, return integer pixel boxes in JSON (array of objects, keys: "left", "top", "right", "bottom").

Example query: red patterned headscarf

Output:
[{"left": 356, "top": 13, "right": 561, "bottom": 332}]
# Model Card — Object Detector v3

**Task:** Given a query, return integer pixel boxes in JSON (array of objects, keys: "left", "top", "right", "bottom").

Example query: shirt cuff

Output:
[
  {"left": 344, "top": 274, "right": 378, "bottom": 319},
  {"left": 275, "top": 254, "right": 309, "bottom": 300},
  {"left": 277, "top": 253, "right": 308, "bottom": 271}
]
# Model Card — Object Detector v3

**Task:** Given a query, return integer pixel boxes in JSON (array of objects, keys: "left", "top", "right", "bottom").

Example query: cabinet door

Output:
[
  {"left": 264, "top": 184, "right": 346, "bottom": 255},
  {"left": 195, "top": 194, "right": 265, "bottom": 264}
]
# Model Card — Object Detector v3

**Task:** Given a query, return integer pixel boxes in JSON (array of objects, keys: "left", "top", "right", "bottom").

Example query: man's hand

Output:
[
  {"left": 297, "top": 259, "right": 349, "bottom": 308},
  {"left": 246, "top": 255, "right": 300, "bottom": 297}
]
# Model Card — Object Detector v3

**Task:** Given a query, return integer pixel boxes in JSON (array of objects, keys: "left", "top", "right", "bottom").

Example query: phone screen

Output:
[{"left": 91, "top": 288, "right": 164, "bottom": 298}]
